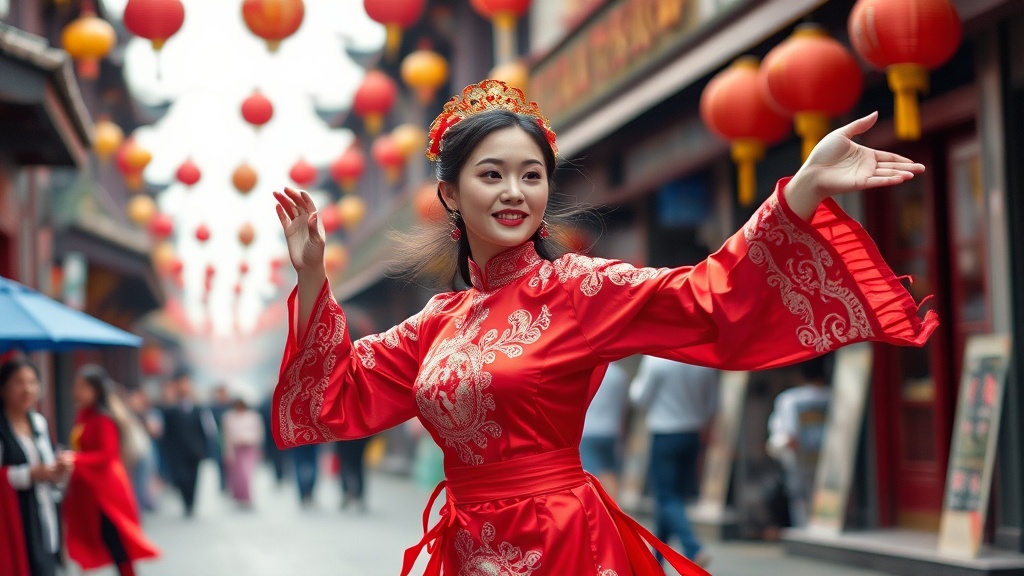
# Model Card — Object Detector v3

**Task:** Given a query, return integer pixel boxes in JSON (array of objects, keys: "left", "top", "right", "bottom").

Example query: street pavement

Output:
[{"left": 66, "top": 459, "right": 892, "bottom": 576}]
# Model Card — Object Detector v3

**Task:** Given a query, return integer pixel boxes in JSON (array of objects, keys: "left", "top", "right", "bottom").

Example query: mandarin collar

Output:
[{"left": 468, "top": 242, "right": 542, "bottom": 292}]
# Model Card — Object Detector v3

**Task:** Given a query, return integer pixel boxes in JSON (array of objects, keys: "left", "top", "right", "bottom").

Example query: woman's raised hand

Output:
[
  {"left": 787, "top": 112, "right": 925, "bottom": 219},
  {"left": 274, "top": 187, "right": 326, "bottom": 274}
]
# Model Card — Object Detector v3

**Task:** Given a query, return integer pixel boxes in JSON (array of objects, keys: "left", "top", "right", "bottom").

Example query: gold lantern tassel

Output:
[
  {"left": 364, "top": 113, "right": 383, "bottom": 136},
  {"left": 794, "top": 112, "right": 830, "bottom": 162},
  {"left": 385, "top": 24, "right": 403, "bottom": 62},
  {"left": 887, "top": 63, "right": 928, "bottom": 141},
  {"left": 492, "top": 11, "right": 518, "bottom": 66},
  {"left": 731, "top": 139, "right": 765, "bottom": 207}
]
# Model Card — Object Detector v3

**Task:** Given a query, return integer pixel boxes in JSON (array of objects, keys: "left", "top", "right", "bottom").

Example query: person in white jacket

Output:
[{"left": 630, "top": 355, "right": 718, "bottom": 568}]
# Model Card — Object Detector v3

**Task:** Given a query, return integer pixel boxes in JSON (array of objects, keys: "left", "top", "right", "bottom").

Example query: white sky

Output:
[{"left": 100, "top": 0, "right": 384, "bottom": 338}]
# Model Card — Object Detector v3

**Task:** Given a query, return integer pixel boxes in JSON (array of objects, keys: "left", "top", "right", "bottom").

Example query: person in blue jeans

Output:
[
  {"left": 630, "top": 355, "right": 718, "bottom": 568},
  {"left": 580, "top": 360, "right": 630, "bottom": 498},
  {"left": 290, "top": 443, "right": 319, "bottom": 507}
]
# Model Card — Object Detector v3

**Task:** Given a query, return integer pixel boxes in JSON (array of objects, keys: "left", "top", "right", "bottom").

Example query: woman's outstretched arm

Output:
[{"left": 274, "top": 186, "right": 327, "bottom": 342}]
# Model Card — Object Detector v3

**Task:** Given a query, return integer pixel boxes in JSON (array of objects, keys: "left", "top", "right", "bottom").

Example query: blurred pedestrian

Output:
[
  {"left": 291, "top": 443, "right": 319, "bottom": 507},
  {"left": 62, "top": 364, "right": 159, "bottom": 576},
  {"left": 0, "top": 358, "right": 69, "bottom": 576},
  {"left": 271, "top": 79, "right": 934, "bottom": 573},
  {"left": 335, "top": 436, "right": 370, "bottom": 512},
  {"left": 208, "top": 383, "right": 232, "bottom": 492},
  {"left": 160, "top": 368, "right": 216, "bottom": 517},
  {"left": 222, "top": 397, "right": 264, "bottom": 507},
  {"left": 124, "top": 388, "right": 159, "bottom": 512},
  {"left": 767, "top": 355, "right": 832, "bottom": 528},
  {"left": 259, "top": 392, "right": 288, "bottom": 486},
  {"left": 580, "top": 359, "right": 630, "bottom": 499},
  {"left": 631, "top": 355, "right": 718, "bottom": 567}
]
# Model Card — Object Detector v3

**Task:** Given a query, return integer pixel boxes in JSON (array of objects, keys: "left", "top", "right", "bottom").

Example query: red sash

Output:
[{"left": 401, "top": 448, "right": 710, "bottom": 576}]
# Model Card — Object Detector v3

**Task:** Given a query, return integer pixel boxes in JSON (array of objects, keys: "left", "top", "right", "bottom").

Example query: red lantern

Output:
[
  {"left": 470, "top": 0, "right": 530, "bottom": 65},
  {"left": 363, "top": 0, "right": 425, "bottom": 61},
  {"left": 176, "top": 158, "right": 201, "bottom": 186},
  {"left": 319, "top": 203, "right": 341, "bottom": 234},
  {"left": 123, "top": 0, "right": 185, "bottom": 51},
  {"left": 371, "top": 135, "right": 404, "bottom": 184},
  {"left": 289, "top": 158, "right": 318, "bottom": 188},
  {"left": 140, "top": 346, "right": 164, "bottom": 375},
  {"left": 239, "top": 261, "right": 250, "bottom": 275},
  {"left": 242, "top": 0, "right": 304, "bottom": 53},
  {"left": 232, "top": 163, "right": 258, "bottom": 194},
  {"left": 195, "top": 224, "right": 211, "bottom": 243},
  {"left": 114, "top": 140, "right": 151, "bottom": 192},
  {"left": 700, "top": 57, "right": 791, "bottom": 206},
  {"left": 353, "top": 70, "right": 397, "bottom": 136},
  {"left": 148, "top": 213, "right": 174, "bottom": 240},
  {"left": 238, "top": 222, "right": 256, "bottom": 247},
  {"left": 848, "top": 0, "right": 961, "bottom": 140},
  {"left": 759, "top": 24, "right": 863, "bottom": 161},
  {"left": 241, "top": 90, "right": 274, "bottom": 128},
  {"left": 330, "top": 146, "right": 365, "bottom": 193}
]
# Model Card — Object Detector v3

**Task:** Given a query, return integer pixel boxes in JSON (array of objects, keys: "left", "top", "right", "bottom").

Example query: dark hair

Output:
[
  {"left": 0, "top": 358, "right": 40, "bottom": 409},
  {"left": 76, "top": 364, "right": 115, "bottom": 414},
  {"left": 798, "top": 354, "right": 832, "bottom": 384},
  {"left": 388, "top": 109, "right": 592, "bottom": 290}
]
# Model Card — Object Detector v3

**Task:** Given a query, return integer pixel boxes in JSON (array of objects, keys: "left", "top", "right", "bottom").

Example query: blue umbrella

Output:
[{"left": 0, "top": 275, "right": 143, "bottom": 353}]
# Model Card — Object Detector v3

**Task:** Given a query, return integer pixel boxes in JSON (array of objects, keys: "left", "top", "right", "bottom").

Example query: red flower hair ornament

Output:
[{"left": 425, "top": 79, "right": 557, "bottom": 162}]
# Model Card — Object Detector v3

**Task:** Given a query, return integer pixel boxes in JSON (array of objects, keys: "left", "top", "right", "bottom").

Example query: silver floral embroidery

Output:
[
  {"left": 531, "top": 254, "right": 663, "bottom": 295},
  {"left": 597, "top": 569, "right": 619, "bottom": 576},
  {"left": 356, "top": 294, "right": 456, "bottom": 369},
  {"left": 277, "top": 294, "right": 347, "bottom": 445},
  {"left": 743, "top": 194, "right": 874, "bottom": 351},
  {"left": 415, "top": 294, "right": 551, "bottom": 465},
  {"left": 455, "top": 523, "right": 542, "bottom": 576}
]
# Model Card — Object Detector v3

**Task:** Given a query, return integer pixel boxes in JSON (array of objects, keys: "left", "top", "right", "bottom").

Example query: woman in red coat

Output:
[{"left": 62, "top": 365, "right": 159, "bottom": 576}]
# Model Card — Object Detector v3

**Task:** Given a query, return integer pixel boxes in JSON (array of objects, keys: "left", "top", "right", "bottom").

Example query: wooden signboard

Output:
[
  {"left": 807, "top": 343, "right": 873, "bottom": 534},
  {"left": 938, "top": 334, "right": 1012, "bottom": 558},
  {"left": 693, "top": 370, "right": 748, "bottom": 519}
]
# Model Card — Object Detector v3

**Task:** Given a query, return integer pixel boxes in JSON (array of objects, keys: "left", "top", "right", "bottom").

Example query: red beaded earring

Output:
[
  {"left": 450, "top": 227, "right": 462, "bottom": 241},
  {"left": 538, "top": 221, "right": 550, "bottom": 239}
]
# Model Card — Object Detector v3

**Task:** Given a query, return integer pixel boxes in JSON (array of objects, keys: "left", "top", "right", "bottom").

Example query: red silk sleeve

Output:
[
  {"left": 558, "top": 178, "right": 937, "bottom": 370},
  {"left": 273, "top": 280, "right": 437, "bottom": 448}
]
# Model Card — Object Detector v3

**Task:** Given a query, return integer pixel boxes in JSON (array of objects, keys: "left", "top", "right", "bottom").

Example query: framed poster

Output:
[
  {"left": 693, "top": 370, "right": 748, "bottom": 519},
  {"left": 938, "top": 334, "right": 1012, "bottom": 558},
  {"left": 807, "top": 343, "right": 873, "bottom": 534}
]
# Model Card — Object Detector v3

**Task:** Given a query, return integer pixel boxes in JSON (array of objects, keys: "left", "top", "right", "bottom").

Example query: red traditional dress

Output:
[
  {"left": 273, "top": 180, "right": 937, "bottom": 575},
  {"left": 63, "top": 407, "right": 159, "bottom": 570}
]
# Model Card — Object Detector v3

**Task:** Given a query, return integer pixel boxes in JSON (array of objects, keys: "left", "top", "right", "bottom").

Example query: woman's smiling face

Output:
[{"left": 440, "top": 126, "right": 549, "bottom": 267}]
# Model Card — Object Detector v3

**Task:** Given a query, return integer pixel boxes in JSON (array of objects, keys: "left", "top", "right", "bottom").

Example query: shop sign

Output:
[
  {"left": 938, "top": 334, "right": 1011, "bottom": 558},
  {"left": 531, "top": 0, "right": 745, "bottom": 129}
]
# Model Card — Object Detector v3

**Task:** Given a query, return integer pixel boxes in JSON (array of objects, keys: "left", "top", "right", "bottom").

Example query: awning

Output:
[{"left": 0, "top": 23, "right": 92, "bottom": 167}]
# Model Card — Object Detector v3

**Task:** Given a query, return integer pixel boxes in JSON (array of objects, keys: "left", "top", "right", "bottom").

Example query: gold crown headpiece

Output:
[{"left": 425, "top": 79, "right": 557, "bottom": 162}]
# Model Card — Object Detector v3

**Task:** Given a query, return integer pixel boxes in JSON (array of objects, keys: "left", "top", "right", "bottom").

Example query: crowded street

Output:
[{"left": 69, "top": 461, "right": 889, "bottom": 576}]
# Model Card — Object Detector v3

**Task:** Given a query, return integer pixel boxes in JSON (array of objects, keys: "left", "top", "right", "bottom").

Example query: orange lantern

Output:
[
  {"left": 337, "top": 195, "right": 367, "bottom": 229},
  {"left": 289, "top": 158, "right": 318, "bottom": 188},
  {"left": 127, "top": 195, "right": 157, "bottom": 225},
  {"left": 391, "top": 123, "right": 427, "bottom": 159},
  {"left": 330, "top": 146, "right": 365, "bottom": 193},
  {"left": 151, "top": 241, "right": 178, "bottom": 275},
  {"left": 371, "top": 135, "right": 404, "bottom": 183},
  {"left": 115, "top": 139, "right": 152, "bottom": 192},
  {"left": 363, "top": 0, "right": 425, "bottom": 61},
  {"left": 414, "top": 182, "right": 446, "bottom": 223},
  {"left": 241, "top": 90, "right": 274, "bottom": 128},
  {"left": 61, "top": 2, "right": 116, "bottom": 79},
  {"left": 324, "top": 244, "right": 348, "bottom": 274},
  {"left": 700, "top": 57, "right": 791, "bottom": 206},
  {"left": 92, "top": 118, "right": 123, "bottom": 163},
  {"left": 232, "top": 163, "right": 258, "bottom": 194},
  {"left": 241, "top": 0, "right": 304, "bottom": 53},
  {"left": 400, "top": 47, "right": 449, "bottom": 104},
  {"left": 123, "top": 0, "right": 185, "bottom": 51},
  {"left": 195, "top": 224, "right": 211, "bottom": 243},
  {"left": 759, "top": 24, "right": 863, "bottom": 161},
  {"left": 848, "top": 0, "right": 961, "bottom": 140},
  {"left": 470, "top": 0, "right": 530, "bottom": 65},
  {"left": 176, "top": 158, "right": 201, "bottom": 186},
  {"left": 488, "top": 59, "right": 529, "bottom": 95},
  {"left": 353, "top": 70, "right": 397, "bottom": 136},
  {"left": 238, "top": 222, "right": 256, "bottom": 247}
]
